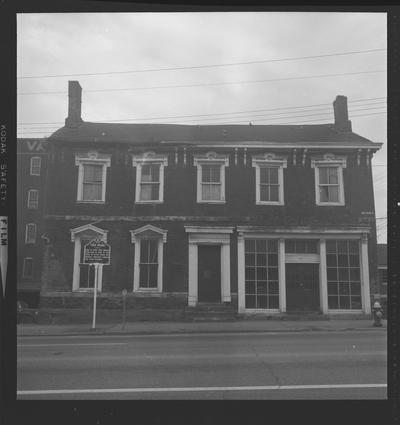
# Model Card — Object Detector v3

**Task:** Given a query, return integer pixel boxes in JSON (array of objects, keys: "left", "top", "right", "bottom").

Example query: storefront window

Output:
[
  {"left": 244, "top": 239, "right": 279, "bottom": 309},
  {"left": 326, "top": 240, "right": 361, "bottom": 310}
]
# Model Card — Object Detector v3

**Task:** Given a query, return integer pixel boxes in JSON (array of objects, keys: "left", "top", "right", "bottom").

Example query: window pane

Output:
[
  {"left": 268, "top": 254, "right": 278, "bottom": 266},
  {"left": 83, "top": 164, "right": 102, "bottom": 182},
  {"left": 148, "top": 264, "right": 158, "bottom": 288},
  {"left": 256, "top": 239, "right": 267, "bottom": 253},
  {"left": 245, "top": 267, "right": 255, "bottom": 280},
  {"left": 327, "top": 254, "right": 337, "bottom": 267},
  {"left": 210, "top": 165, "right": 220, "bottom": 183},
  {"left": 83, "top": 183, "right": 102, "bottom": 200},
  {"left": 328, "top": 296, "right": 339, "bottom": 309},
  {"left": 141, "top": 164, "right": 159, "bottom": 183},
  {"left": 260, "top": 167, "right": 269, "bottom": 183},
  {"left": 257, "top": 296, "right": 268, "bottom": 309},
  {"left": 201, "top": 184, "right": 211, "bottom": 200},
  {"left": 210, "top": 184, "right": 221, "bottom": 200},
  {"left": 349, "top": 255, "right": 360, "bottom": 267},
  {"left": 140, "top": 183, "right": 159, "bottom": 201},
  {"left": 319, "top": 186, "right": 329, "bottom": 202},
  {"left": 139, "top": 264, "right": 150, "bottom": 287},
  {"left": 256, "top": 253, "right": 266, "bottom": 266},
  {"left": 149, "top": 239, "right": 158, "bottom": 262},
  {"left": 285, "top": 240, "right": 295, "bottom": 253},
  {"left": 348, "top": 241, "right": 359, "bottom": 254},
  {"left": 328, "top": 282, "right": 338, "bottom": 295},
  {"left": 79, "top": 264, "right": 95, "bottom": 288},
  {"left": 338, "top": 254, "right": 349, "bottom": 267},
  {"left": 268, "top": 267, "right": 278, "bottom": 280},
  {"left": 245, "top": 281, "right": 256, "bottom": 294},
  {"left": 267, "top": 240, "right": 278, "bottom": 252},
  {"left": 339, "top": 282, "right": 350, "bottom": 295},
  {"left": 269, "top": 295, "right": 279, "bottom": 309},
  {"left": 327, "top": 268, "right": 337, "bottom": 281},
  {"left": 245, "top": 295, "right": 256, "bottom": 308},
  {"left": 140, "top": 240, "right": 149, "bottom": 262},
  {"left": 326, "top": 240, "right": 336, "bottom": 253},
  {"left": 269, "top": 281, "right": 279, "bottom": 294},
  {"left": 319, "top": 168, "right": 328, "bottom": 184},
  {"left": 257, "top": 267, "right": 267, "bottom": 280},
  {"left": 269, "top": 185, "right": 279, "bottom": 201},
  {"left": 260, "top": 185, "right": 269, "bottom": 201},
  {"left": 337, "top": 240, "right": 348, "bottom": 253},
  {"left": 328, "top": 167, "right": 339, "bottom": 184},
  {"left": 269, "top": 168, "right": 279, "bottom": 184},
  {"left": 350, "top": 296, "right": 362, "bottom": 309},
  {"left": 257, "top": 281, "right": 268, "bottom": 294},
  {"left": 349, "top": 268, "right": 360, "bottom": 281},
  {"left": 339, "top": 296, "right": 350, "bottom": 309},
  {"left": 350, "top": 282, "right": 361, "bottom": 295},
  {"left": 245, "top": 253, "right": 255, "bottom": 266},
  {"left": 245, "top": 240, "right": 256, "bottom": 253},
  {"left": 328, "top": 186, "right": 339, "bottom": 202},
  {"left": 338, "top": 267, "right": 349, "bottom": 281}
]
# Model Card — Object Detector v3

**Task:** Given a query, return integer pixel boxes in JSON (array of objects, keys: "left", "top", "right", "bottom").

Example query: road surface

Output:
[{"left": 17, "top": 329, "right": 387, "bottom": 399}]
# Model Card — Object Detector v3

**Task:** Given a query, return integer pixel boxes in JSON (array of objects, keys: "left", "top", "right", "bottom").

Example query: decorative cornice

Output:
[
  {"left": 132, "top": 151, "right": 168, "bottom": 167},
  {"left": 251, "top": 152, "right": 288, "bottom": 168},
  {"left": 310, "top": 153, "right": 347, "bottom": 168},
  {"left": 193, "top": 151, "right": 229, "bottom": 166},
  {"left": 75, "top": 151, "right": 111, "bottom": 167},
  {"left": 70, "top": 223, "right": 108, "bottom": 242},
  {"left": 130, "top": 224, "right": 168, "bottom": 243}
]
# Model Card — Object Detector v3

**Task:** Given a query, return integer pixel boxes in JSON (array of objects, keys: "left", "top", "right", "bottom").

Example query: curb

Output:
[{"left": 17, "top": 326, "right": 386, "bottom": 337}]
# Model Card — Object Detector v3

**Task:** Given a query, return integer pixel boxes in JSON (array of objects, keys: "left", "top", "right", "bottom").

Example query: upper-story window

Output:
[
  {"left": 75, "top": 152, "right": 111, "bottom": 203},
  {"left": 132, "top": 152, "right": 168, "bottom": 204},
  {"left": 311, "top": 154, "right": 346, "bottom": 206},
  {"left": 25, "top": 223, "right": 37, "bottom": 244},
  {"left": 27, "top": 189, "right": 39, "bottom": 209},
  {"left": 194, "top": 152, "right": 229, "bottom": 203},
  {"left": 252, "top": 153, "right": 287, "bottom": 205},
  {"left": 30, "top": 157, "right": 41, "bottom": 176}
]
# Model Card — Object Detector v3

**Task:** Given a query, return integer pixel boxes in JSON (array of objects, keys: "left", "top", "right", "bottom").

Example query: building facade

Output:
[
  {"left": 36, "top": 81, "right": 381, "bottom": 315},
  {"left": 17, "top": 138, "right": 48, "bottom": 307}
]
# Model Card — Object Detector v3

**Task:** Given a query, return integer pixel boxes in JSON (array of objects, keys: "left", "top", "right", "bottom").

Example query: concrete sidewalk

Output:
[{"left": 17, "top": 318, "right": 387, "bottom": 337}]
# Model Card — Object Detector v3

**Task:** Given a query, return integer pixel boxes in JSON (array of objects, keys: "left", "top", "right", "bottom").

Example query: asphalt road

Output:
[{"left": 17, "top": 330, "right": 387, "bottom": 400}]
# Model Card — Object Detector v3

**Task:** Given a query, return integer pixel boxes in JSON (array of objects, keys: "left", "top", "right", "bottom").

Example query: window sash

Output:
[
  {"left": 23, "top": 258, "right": 34, "bottom": 278},
  {"left": 25, "top": 224, "right": 36, "bottom": 243},
  {"left": 138, "top": 164, "right": 162, "bottom": 202},
  {"left": 27, "top": 190, "right": 39, "bottom": 209},
  {"left": 139, "top": 239, "right": 159, "bottom": 288},
  {"left": 317, "top": 166, "right": 342, "bottom": 204},
  {"left": 199, "top": 164, "right": 224, "bottom": 201},
  {"left": 30, "top": 157, "right": 41, "bottom": 176}
]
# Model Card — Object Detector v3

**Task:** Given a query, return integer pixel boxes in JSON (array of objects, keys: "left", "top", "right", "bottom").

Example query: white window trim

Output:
[
  {"left": 30, "top": 157, "right": 41, "bottom": 176},
  {"left": 22, "top": 257, "right": 34, "bottom": 278},
  {"left": 311, "top": 154, "right": 346, "bottom": 206},
  {"left": 252, "top": 154, "right": 287, "bottom": 205},
  {"left": 70, "top": 224, "right": 108, "bottom": 292},
  {"left": 25, "top": 223, "right": 36, "bottom": 244},
  {"left": 75, "top": 153, "right": 111, "bottom": 204},
  {"left": 27, "top": 189, "right": 39, "bottom": 209},
  {"left": 130, "top": 225, "right": 168, "bottom": 293},
  {"left": 132, "top": 152, "right": 168, "bottom": 204},
  {"left": 193, "top": 152, "right": 229, "bottom": 204}
]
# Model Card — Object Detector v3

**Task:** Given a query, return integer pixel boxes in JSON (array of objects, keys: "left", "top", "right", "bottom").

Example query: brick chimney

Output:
[
  {"left": 65, "top": 81, "right": 83, "bottom": 127},
  {"left": 333, "top": 95, "right": 352, "bottom": 132}
]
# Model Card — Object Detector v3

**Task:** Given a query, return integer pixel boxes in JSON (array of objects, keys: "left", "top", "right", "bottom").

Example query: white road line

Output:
[
  {"left": 17, "top": 383, "right": 387, "bottom": 395},
  {"left": 19, "top": 343, "right": 128, "bottom": 347}
]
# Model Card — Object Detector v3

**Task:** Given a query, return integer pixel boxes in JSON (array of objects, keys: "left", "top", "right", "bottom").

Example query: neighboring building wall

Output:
[{"left": 17, "top": 138, "right": 48, "bottom": 307}]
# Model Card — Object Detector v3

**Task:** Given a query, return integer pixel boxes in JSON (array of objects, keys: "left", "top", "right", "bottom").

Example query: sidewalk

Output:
[{"left": 17, "top": 318, "right": 387, "bottom": 337}]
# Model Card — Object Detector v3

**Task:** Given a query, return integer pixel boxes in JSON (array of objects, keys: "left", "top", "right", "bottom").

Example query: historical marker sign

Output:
[{"left": 83, "top": 238, "right": 111, "bottom": 265}]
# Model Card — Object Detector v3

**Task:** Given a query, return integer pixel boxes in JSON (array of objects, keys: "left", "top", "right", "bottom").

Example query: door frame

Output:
[{"left": 185, "top": 226, "right": 234, "bottom": 306}]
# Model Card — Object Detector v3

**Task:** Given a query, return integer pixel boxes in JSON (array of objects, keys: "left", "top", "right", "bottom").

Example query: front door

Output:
[
  {"left": 286, "top": 263, "right": 320, "bottom": 312},
  {"left": 198, "top": 245, "right": 221, "bottom": 302}
]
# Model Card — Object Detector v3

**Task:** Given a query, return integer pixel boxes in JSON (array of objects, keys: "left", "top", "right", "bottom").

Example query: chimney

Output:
[
  {"left": 333, "top": 95, "right": 352, "bottom": 132},
  {"left": 65, "top": 81, "right": 83, "bottom": 127}
]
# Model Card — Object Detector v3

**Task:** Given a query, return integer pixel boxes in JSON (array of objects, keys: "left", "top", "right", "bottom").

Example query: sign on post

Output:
[
  {"left": 83, "top": 238, "right": 111, "bottom": 329},
  {"left": 83, "top": 238, "right": 111, "bottom": 265}
]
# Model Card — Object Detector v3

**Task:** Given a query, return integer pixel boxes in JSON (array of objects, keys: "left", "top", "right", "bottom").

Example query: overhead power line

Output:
[
  {"left": 17, "top": 48, "right": 386, "bottom": 79},
  {"left": 18, "top": 69, "right": 386, "bottom": 96},
  {"left": 16, "top": 110, "right": 387, "bottom": 134},
  {"left": 17, "top": 97, "right": 386, "bottom": 126}
]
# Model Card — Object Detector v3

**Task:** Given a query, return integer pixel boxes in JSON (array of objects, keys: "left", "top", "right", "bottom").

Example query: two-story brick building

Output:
[
  {"left": 17, "top": 138, "right": 48, "bottom": 307},
  {"left": 38, "top": 81, "right": 381, "bottom": 315}
]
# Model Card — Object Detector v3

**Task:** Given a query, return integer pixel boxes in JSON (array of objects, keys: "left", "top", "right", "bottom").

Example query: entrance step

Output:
[{"left": 183, "top": 303, "right": 238, "bottom": 322}]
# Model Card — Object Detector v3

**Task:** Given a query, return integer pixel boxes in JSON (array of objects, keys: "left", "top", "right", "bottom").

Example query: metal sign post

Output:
[
  {"left": 122, "top": 289, "right": 127, "bottom": 330},
  {"left": 92, "top": 264, "right": 99, "bottom": 329},
  {"left": 83, "top": 238, "right": 111, "bottom": 330}
]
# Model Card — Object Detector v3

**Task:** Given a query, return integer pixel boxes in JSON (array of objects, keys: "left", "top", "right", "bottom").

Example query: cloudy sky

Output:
[{"left": 17, "top": 12, "right": 387, "bottom": 242}]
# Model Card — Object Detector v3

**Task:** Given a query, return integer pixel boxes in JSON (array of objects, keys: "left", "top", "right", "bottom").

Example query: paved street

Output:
[{"left": 17, "top": 330, "right": 387, "bottom": 400}]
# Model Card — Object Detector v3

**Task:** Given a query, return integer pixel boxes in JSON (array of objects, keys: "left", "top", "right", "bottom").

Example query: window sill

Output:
[
  {"left": 243, "top": 309, "right": 281, "bottom": 313},
  {"left": 316, "top": 202, "right": 345, "bottom": 206},
  {"left": 134, "top": 289, "right": 162, "bottom": 295},
  {"left": 327, "top": 309, "right": 363, "bottom": 313},
  {"left": 135, "top": 200, "right": 163, "bottom": 204},
  {"left": 197, "top": 200, "right": 226, "bottom": 204},
  {"left": 76, "top": 200, "right": 105, "bottom": 205},
  {"left": 256, "top": 201, "right": 284, "bottom": 206}
]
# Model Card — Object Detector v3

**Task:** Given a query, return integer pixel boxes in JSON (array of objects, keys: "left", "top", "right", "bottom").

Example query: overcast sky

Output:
[{"left": 16, "top": 12, "right": 387, "bottom": 242}]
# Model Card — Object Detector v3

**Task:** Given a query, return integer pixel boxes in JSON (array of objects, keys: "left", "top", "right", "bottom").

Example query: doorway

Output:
[
  {"left": 286, "top": 263, "right": 320, "bottom": 312},
  {"left": 198, "top": 245, "right": 221, "bottom": 303}
]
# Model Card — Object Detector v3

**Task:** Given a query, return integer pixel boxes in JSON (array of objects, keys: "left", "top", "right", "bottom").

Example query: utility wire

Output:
[
  {"left": 17, "top": 48, "right": 386, "bottom": 79},
  {"left": 17, "top": 97, "right": 386, "bottom": 126},
  {"left": 18, "top": 69, "right": 387, "bottom": 95}
]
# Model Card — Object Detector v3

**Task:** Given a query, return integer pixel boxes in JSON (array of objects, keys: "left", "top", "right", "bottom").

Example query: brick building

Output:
[
  {"left": 17, "top": 137, "right": 48, "bottom": 307},
  {"left": 31, "top": 81, "right": 382, "bottom": 315}
]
